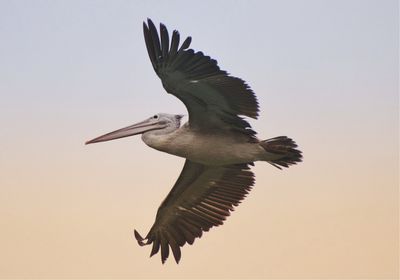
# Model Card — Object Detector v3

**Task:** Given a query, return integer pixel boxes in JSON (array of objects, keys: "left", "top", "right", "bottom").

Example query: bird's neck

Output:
[{"left": 141, "top": 128, "right": 178, "bottom": 153}]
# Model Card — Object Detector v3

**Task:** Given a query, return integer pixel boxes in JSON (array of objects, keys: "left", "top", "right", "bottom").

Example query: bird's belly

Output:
[
  {"left": 186, "top": 144, "right": 261, "bottom": 165},
  {"left": 157, "top": 133, "right": 264, "bottom": 165}
]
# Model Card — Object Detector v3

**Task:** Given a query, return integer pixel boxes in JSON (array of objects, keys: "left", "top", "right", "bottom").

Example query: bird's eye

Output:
[{"left": 153, "top": 115, "right": 158, "bottom": 119}]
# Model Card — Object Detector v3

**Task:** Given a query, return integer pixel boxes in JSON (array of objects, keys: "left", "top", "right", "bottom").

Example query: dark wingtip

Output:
[
  {"left": 147, "top": 18, "right": 157, "bottom": 31},
  {"left": 172, "top": 247, "right": 181, "bottom": 264},
  {"left": 134, "top": 229, "right": 146, "bottom": 246},
  {"left": 179, "top": 36, "right": 192, "bottom": 50},
  {"left": 146, "top": 17, "right": 153, "bottom": 25},
  {"left": 144, "top": 18, "right": 154, "bottom": 29}
]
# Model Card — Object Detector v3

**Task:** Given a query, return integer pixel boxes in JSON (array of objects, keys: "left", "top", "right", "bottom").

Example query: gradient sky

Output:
[{"left": 0, "top": 0, "right": 398, "bottom": 278}]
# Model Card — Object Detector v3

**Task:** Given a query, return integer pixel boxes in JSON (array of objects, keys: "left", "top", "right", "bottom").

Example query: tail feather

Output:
[{"left": 260, "top": 136, "right": 302, "bottom": 169}]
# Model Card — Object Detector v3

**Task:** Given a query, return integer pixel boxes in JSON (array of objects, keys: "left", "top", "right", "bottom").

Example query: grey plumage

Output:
[{"left": 86, "top": 19, "right": 302, "bottom": 264}]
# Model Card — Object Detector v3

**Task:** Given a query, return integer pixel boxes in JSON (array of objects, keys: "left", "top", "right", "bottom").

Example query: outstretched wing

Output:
[
  {"left": 134, "top": 160, "right": 255, "bottom": 263},
  {"left": 143, "top": 19, "right": 259, "bottom": 140}
]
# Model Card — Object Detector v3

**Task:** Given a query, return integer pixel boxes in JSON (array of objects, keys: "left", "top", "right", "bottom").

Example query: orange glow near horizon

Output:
[{"left": 0, "top": 0, "right": 398, "bottom": 278}]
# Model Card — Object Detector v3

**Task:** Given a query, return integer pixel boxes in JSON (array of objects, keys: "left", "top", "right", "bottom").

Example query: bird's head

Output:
[{"left": 85, "top": 113, "right": 184, "bottom": 145}]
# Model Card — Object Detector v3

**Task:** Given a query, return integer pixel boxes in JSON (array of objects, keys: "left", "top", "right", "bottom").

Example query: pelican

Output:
[{"left": 86, "top": 19, "right": 302, "bottom": 264}]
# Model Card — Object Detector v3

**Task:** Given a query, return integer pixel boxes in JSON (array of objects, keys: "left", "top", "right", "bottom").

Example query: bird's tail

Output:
[{"left": 259, "top": 136, "right": 302, "bottom": 169}]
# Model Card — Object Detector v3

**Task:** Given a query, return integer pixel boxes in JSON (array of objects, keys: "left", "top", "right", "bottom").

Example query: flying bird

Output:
[{"left": 86, "top": 19, "right": 302, "bottom": 264}]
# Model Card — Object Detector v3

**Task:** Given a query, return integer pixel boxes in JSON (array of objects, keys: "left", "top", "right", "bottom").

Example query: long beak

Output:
[{"left": 85, "top": 118, "right": 166, "bottom": 145}]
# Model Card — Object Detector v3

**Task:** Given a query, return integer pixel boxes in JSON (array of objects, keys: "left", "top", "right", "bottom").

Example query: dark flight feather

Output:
[
  {"left": 143, "top": 19, "right": 259, "bottom": 141},
  {"left": 134, "top": 160, "right": 255, "bottom": 263}
]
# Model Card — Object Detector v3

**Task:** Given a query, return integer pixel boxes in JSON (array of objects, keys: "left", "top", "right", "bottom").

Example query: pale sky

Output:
[{"left": 0, "top": 0, "right": 398, "bottom": 278}]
